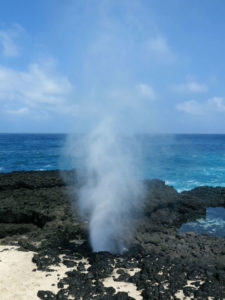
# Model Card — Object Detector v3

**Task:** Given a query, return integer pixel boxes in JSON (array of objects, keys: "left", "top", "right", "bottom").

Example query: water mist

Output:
[{"left": 66, "top": 119, "right": 144, "bottom": 253}]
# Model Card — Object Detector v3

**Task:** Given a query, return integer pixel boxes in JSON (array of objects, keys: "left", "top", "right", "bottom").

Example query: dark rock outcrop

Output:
[
  {"left": 0, "top": 170, "right": 225, "bottom": 299},
  {"left": 182, "top": 185, "right": 225, "bottom": 208},
  {"left": 0, "top": 170, "right": 79, "bottom": 250}
]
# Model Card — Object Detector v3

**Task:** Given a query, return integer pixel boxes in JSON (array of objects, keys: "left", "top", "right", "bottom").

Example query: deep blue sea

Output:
[{"left": 1, "top": 133, "right": 225, "bottom": 192}]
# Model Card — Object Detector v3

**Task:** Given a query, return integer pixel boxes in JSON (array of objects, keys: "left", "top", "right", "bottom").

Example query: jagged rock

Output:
[
  {"left": 182, "top": 186, "right": 225, "bottom": 207},
  {"left": 0, "top": 170, "right": 225, "bottom": 299}
]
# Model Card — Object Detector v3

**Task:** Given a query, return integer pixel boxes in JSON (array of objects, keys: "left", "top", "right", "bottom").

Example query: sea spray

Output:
[{"left": 65, "top": 118, "right": 144, "bottom": 253}]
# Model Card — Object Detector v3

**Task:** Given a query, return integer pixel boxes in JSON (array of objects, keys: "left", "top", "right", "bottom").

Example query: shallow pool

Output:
[{"left": 179, "top": 207, "right": 225, "bottom": 237}]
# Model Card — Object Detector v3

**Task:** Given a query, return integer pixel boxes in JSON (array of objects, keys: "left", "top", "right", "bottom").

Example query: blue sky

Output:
[{"left": 0, "top": 0, "right": 225, "bottom": 133}]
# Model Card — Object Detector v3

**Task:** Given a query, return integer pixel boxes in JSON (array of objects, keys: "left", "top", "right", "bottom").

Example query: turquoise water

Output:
[
  {"left": 1, "top": 134, "right": 225, "bottom": 192},
  {"left": 179, "top": 207, "right": 225, "bottom": 237}
]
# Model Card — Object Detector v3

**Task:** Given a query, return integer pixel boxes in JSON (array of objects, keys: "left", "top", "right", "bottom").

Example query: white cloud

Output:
[
  {"left": 0, "top": 63, "right": 71, "bottom": 104},
  {"left": 6, "top": 107, "right": 29, "bottom": 115},
  {"left": 0, "top": 62, "right": 72, "bottom": 117},
  {"left": 172, "top": 80, "right": 208, "bottom": 93},
  {"left": 177, "top": 97, "right": 225, "bottom": 115},
  {"left": 176, "top": 100, "right": 203, "bottom": 115},
  {"left": 147, "top": 36, "right": 175, "bottom": 62},
  {"left": 0, "top": 25, "right": 22, "bottom": 57},
  {"left": 211, "top": 97, "right": 225, "bottom": 112},
  {"left": 136, "top": 83, "right": 156, "bottom": 100},
  {"left": 0, "top": 61, "right": 156, "bottom": 121}
]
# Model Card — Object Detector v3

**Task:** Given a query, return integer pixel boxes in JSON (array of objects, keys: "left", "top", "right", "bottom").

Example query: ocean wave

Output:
[{"left": 165, "top": 180, "right": 176, "bottom": 186}]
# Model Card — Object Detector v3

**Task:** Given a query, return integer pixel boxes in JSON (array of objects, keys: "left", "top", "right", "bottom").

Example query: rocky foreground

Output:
[{"left": 0, "top": 170, "right": 225, "bottom": 299}]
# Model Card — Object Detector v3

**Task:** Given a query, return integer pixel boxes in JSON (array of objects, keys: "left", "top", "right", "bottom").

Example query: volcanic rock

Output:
[{"left": 0, "top": 170, "right": 225, "bottom": 299}]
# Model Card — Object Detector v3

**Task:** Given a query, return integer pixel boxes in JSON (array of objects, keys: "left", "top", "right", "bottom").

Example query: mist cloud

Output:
[{"left": 65, "top": 118, "right": 144, "bottom": 253}]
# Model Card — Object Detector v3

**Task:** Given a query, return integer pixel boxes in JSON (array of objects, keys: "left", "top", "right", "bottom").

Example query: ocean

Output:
[{"left": 1, "top": 133, "right": 225, "bottom": 192}]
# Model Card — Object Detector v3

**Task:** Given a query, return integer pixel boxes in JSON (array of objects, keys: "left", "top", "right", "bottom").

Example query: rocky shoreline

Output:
[{"left": 0, "top": 170, "right": 225, "bottom": 299}]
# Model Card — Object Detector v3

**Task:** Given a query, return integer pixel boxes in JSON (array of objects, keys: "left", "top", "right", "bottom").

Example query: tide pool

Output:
[{"left": 179, "top": 207, "right": 225, "bottom": 237}]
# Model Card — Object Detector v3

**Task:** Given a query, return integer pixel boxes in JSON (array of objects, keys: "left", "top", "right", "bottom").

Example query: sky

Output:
[{"left": 0, "top": 0, "right": 225, "bottom": 133}]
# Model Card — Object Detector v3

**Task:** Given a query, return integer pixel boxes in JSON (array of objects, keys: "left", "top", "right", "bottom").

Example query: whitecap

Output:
[{"left": 165, "top": 180, "right": 176, "bottom": 185}]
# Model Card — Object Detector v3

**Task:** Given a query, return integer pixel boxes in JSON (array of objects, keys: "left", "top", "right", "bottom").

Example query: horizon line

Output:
[{"left": 1, "top": 132, "right": 225, "bottom": 135}]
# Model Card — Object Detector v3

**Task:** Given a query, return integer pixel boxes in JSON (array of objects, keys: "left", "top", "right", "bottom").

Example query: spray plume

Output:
[{"left": 66, "top": 118, "right": 144, "bottom": 253}]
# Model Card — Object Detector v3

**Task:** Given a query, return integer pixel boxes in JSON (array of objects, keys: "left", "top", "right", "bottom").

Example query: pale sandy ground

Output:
[
  {"left": 0, "top": 246, "right": 69, "bottom": 300},
  {"left": 102, "top": 267, "right": 142, "bottom": 300},
  {"left": 0, "top": 246, "right": 214, "bottom": 300}
]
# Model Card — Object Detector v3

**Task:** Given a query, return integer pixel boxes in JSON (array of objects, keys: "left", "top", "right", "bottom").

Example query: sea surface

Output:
[{"left": 1, "top": 133, "right": 225, "bottom": 192}]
